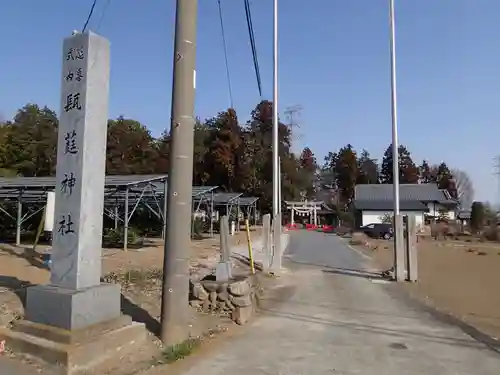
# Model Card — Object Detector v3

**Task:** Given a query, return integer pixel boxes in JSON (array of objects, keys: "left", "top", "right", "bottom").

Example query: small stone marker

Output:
[
  {"left": 220, "top": 215, "right": 231, "bottom": 262},
  {"left": 394, "top": 214, "right": 405, "bottom": 282},
  {"left": 25, "top": 31, "right": 120, "bottom": 330},
  {"left": 270, "top": 213, "right": 282, "bottom": 272},
  {"left": 262, "top": 214, "right": 271, "bottom": 270},
  {"left": 216, "top": 215, "right": 232, "bottom": 281},
  {"left": 406, "top": 215, "right": 418, "bottom": 282}
]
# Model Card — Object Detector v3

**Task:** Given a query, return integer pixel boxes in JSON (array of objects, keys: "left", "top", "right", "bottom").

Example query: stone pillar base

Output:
[
  {"left": 25, "top": 283, "right": 121, "bottom": 330},
  {"left": 0, "top": 315, "right": 147, "bottom": 375}
]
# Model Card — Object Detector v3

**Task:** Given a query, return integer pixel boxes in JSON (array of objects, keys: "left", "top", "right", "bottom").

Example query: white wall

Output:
[
  {"left": 426, "top": 203, "right": 456, "bottom": 220},
  {"left": 361, "top": 211, "right": 424, "bottom": 227}
]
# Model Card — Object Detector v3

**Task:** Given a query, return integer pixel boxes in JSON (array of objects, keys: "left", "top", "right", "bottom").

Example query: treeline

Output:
[
  {"left": 319, "top": 144, "right": 473, "bottom": 209},
  {"left": 0, "top": 101, "right": 317, "bottom": 212},
  {"left": 0, "top": 101, "right": 475, "bottom": 213}
]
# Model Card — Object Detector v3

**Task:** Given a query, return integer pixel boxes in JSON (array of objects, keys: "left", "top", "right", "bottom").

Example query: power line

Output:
[
  {"left": 217, "top": 0, "right": 234, "bottom": 108},
  {"left": 244, "top": 0, "right": 262, "bottom": 98},
  {"left": 82, "top": 0, "right": 98, "bottom": 33}
]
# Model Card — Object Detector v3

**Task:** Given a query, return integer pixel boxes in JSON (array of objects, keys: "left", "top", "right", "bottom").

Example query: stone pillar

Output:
[
  {"left": 25, "top": 31, "right": 120, "bottom": 330},
  {"left": 394, "top": 214, "right": 406, "bottom": 282},
  {"left": 216, "top": 215, "right": 232, "bottom": 281},
  {"left": 270, "top": 213, "right": 282, "bottom": 272},
  {"left": 290, "top": 207, "right": 294, "bottom": 225},
  {"left": 262, "top": 214, "right": 271, "bottom": 270},
  {"left": 406, "top": 215, "right": 418, "bottom": 282},
  {"left": 3, "top": 32, "right": 146, "bottom": 374}
]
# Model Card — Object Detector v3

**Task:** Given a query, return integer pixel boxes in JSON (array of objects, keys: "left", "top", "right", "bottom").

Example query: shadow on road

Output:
[
  {"left": 322, "top": 267, "right": 385, "bottom": 280},
  {"left": 261, "top": 307, "right": 492, "bottom": 352}
]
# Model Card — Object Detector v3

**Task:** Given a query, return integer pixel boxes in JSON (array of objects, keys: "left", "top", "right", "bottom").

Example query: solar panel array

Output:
[
  {"left": 0, "top": 174, "right": 168, "bottom": 190},
  {"left": 238, "top": 197, "right": 259, "bottom": 206},
  {"left": 0, "top": 175, "right": 258, "bottom": 207},
  {"left": 212, "top": 192, "right": 243, "bottom": 204},
  {"left": 0, "top": 175, "right": 217, "bottom": 204}
]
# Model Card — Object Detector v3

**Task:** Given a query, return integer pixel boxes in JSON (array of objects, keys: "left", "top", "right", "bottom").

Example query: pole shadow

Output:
[
  {"left": 322, "top": 267, "right": 386, "bottom": 280},
  {"left": 120, "top": 294, "right": 161, "bottom": 337},
  {"left": 0, "top": 275, "right": 33, "bottom": 308},
  {"left": 0, "top": 244, "right": 49, "bottom": 270}
]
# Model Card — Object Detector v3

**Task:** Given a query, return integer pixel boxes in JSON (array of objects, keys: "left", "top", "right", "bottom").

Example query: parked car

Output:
[{"left": 359, "top": 223, "right": 393, "bottom": 240}]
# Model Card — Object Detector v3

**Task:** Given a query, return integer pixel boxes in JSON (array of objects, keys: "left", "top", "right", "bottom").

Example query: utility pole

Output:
[
  {"left": 494, "top": 156, "right": 500, "bottom": 208},
  {"left": 160, "top": 0, "right": 198, "bottom": 345},
  {"left": 272, "top": 0, "right": 280, "bottom": 217},
  {"left": 389, "top": 0, "right": 404, "bottom": 281},
  {"left": 284, "top": 104, "right": 302, "bottom": 154}
]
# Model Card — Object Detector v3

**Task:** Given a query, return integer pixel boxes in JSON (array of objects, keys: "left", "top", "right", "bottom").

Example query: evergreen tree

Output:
[{"left": 380, "top": 144, "right": 419, "bottom": 184}]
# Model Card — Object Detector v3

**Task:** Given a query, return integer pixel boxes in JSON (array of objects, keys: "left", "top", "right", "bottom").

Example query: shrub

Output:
[
  {"left": 103, "top": 227, "right": 139, "bottom": 248},
  {"left": 482, "top": 224, "right": 500, "bottom": 242},
  {"left": 470, "top": 201, "right": 486, "bottom": 233}
]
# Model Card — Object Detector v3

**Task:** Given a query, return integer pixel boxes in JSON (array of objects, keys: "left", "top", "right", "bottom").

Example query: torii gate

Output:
[{"left": 285, "top": 200, "right": 324, "bottom": 226}]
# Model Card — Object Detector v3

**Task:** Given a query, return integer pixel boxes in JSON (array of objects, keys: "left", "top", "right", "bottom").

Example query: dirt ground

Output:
[
  {"left": 0, "top": 229, "right": 257, "bottom": 323},
  {"left": 0, "top": 228, "right": 261, "bottom": 375},
  {"left": 0, "top": 228, "right": 262, "bottom": 374},
  {"left": 357, "top": 234, "right": 500, "bottom": 340}
]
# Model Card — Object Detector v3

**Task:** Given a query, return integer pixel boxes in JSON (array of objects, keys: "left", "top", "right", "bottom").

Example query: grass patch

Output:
[
  {"left": 161, "top": 337, "right": 202, "bottom": 363},
  {"left": 102, "top": 268, "right": 163, "bottom": 285}
]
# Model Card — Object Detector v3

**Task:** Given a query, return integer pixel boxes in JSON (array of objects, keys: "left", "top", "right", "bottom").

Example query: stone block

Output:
[
  {"left": 217, "top": 291, "right": 229, "bottom": 302},
  {"left": 225, "top": 300, "right": 235, "bottom": 311},
  {"left": 232, "top": 305, "right": 254, "bottom": 325},
  {"left": 0, "top": 315, "right": 147, "bottom": 374},
  {"left": 191, "top": 282, "right": 209, "bottom": 301},
  {"left": 25, "top": 283, "right": 121, "bottom": 331},
  {"left": 215, "top": 261, "right": 232, "bottom": 282},
  {"left": 209, "top": 291, "right": 217, "bottom": 305},
  {"left": 228, "top": 279, "right": 250, "bottom": 296},
  {"left": 202, "top": 299, "right": 211, "bottom": 313},
  {"left": 189, "top": 300, "right": 202, "bottom": 308},
  {"left": 231, "top": 294, "right": 252, "bottom": 307}
]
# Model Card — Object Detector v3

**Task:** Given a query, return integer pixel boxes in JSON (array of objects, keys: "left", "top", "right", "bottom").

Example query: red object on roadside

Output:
[{"left": 305, "top": 224, "right": 318, "bottom": 230}]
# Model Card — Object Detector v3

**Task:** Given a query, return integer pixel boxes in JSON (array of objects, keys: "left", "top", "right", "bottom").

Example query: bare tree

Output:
[{"left": 452, "top": 168, "right": 474, "bottom": 210}]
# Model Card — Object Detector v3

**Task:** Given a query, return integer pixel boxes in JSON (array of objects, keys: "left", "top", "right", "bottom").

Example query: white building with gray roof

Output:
[{"left": 353, "top": 183, "right": 458, "bottom": 227}]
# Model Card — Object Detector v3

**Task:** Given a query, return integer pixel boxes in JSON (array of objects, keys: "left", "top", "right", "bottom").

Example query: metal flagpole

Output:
[
  {"left": 389, "top": 0, "right": 399, "bottom": 213},
  {"left": 272, "top": 0, "right": 279, "bottom": 218},
  {"left": 389, "top": 0, "right": 404, "bottom": 281}
]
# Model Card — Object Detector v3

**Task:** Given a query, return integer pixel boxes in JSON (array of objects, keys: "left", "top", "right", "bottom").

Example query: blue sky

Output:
[{"left": 1, "top": 1, "right": 499, "bottom": 202}]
